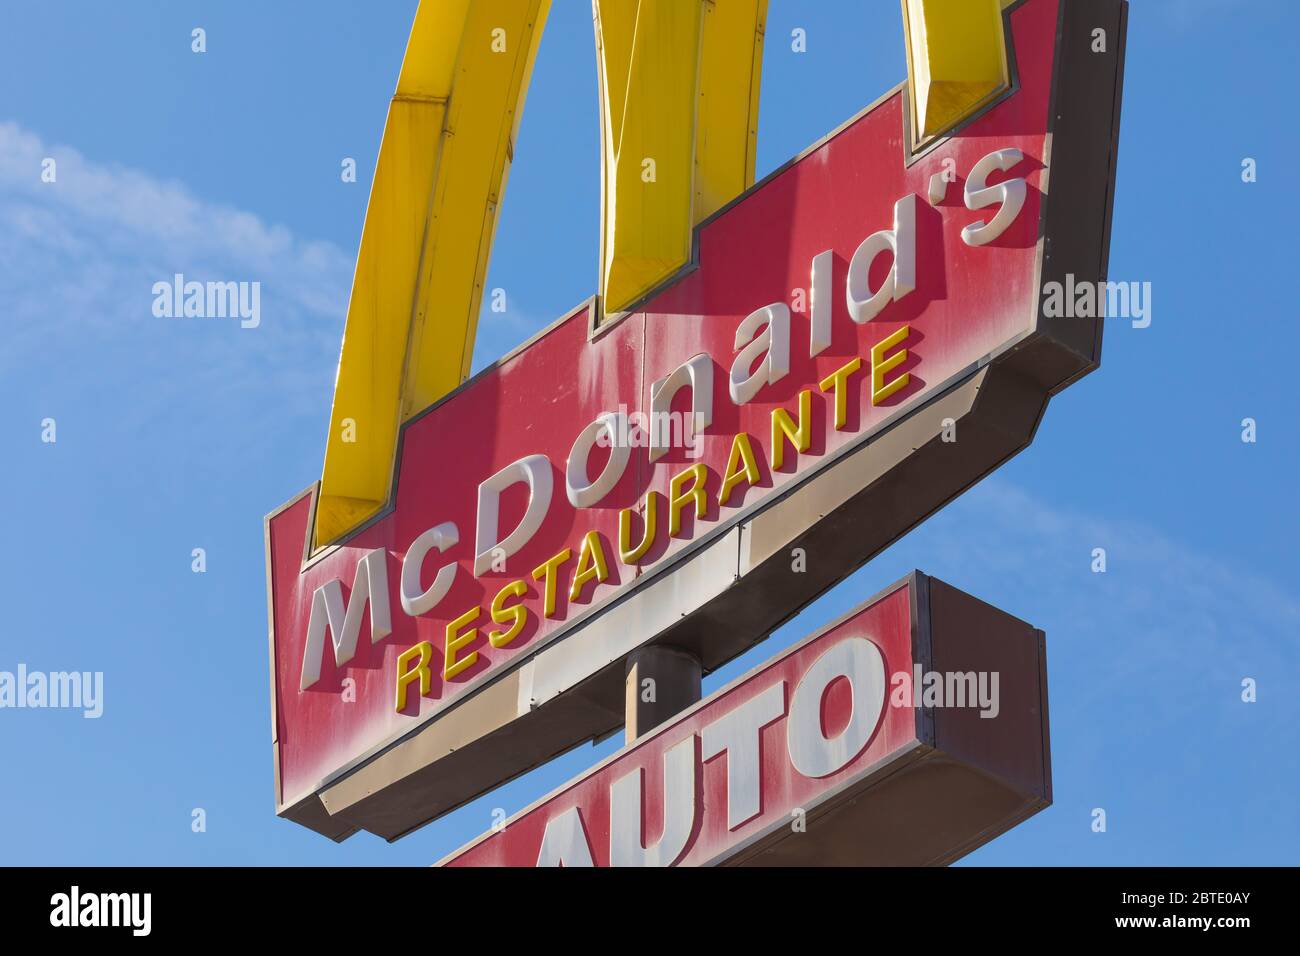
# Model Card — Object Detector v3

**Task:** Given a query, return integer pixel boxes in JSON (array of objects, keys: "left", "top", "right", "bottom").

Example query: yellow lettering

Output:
[
  {"left": 618, "top": 492, "right": 660, "bottom": 565},
  {"left": 719, "top": 432, "right": 761, "bottom": 506},
  {"left": 531, "top": 548, "right": 572, "bottom": 618},
  {"left": 394, "top": 641, "right": 432, "bottom": 712},
  {"left": 770, "top": 389, "right": 813, "bottom": 470},
  {"left": 669, "top": 463, "right": 709, "bottom": 537},
  {"left": 871, "top": 326, "right": 911, "bottom": 405},
  {"left": 488, "top": 579, "right": 529, "bottom": 649},
  {"left": 443, "top": 607, "right": 480, "bottom": 681},
  {"left": 569, "top": 531, "right": 611, "bottom": 601},
  {"left": 818, "top": 357, "right": 863, "bottom": 430}
]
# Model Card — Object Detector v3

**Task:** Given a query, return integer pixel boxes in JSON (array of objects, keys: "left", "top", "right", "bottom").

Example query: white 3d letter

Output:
[
  {"left": 700, "top": 681, "right": 787, "bottom": 830},
  {"left": 300, "top": 549, "right": 392, "bottom": 691},
  {"left": 400, "top": 522, "right": 459, "bottom": 616},
  {"left": 961, "top": 147, "right": 1026, "bottom": 247},
  {"left": 809, "top": 251, "right": 833, "bottom": 357},
  {"left": 567, "top": 412, "right": 631, "bottom": 508},
  {"left": 474, "top": 454, "right": 553, "bottom": 575},
  {"left": 650, "top": 354, "right": 714, "bottom": 462},
  {"left": 787, "top": 636, "right": 886, "bottom": 778},
  {"left": 729, "top": 304, "right": 791, "bottom": 404},
  {"left": 846, "top": 194, "right": 917, "bottom": 323},
  {"left": 609, "top": 736, "right": 697, "bottom": 866},
  {"left": 535, "top": 807, "right": 596, "bottom": 867}
]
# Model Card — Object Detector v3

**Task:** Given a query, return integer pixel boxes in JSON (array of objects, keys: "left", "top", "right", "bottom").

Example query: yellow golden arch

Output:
[{"left": 315, "top": 0, "right": 1013, "bottom": 548}]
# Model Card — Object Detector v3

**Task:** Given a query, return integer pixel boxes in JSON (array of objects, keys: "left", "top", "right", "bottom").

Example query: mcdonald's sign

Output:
[{"left": 265, "top": 0, "right": 1126, "bottom": 843}]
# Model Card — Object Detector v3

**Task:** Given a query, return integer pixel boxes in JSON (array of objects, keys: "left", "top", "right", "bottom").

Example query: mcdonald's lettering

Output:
[{"left": 266, "top": 0, "right": 1125, "bottom": 842}]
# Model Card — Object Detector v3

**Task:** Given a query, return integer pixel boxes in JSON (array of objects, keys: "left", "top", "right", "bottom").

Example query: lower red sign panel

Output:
[{"left": 439, "top": 571, "right": 1050, "bottom": 867}]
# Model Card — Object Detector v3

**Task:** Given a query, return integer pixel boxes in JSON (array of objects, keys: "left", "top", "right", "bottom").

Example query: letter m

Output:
[{"left": 300, "top": 549, "right": 392, "bottom": 691}]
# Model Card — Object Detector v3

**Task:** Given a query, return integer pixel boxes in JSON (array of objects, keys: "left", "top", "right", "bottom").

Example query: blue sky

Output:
[{"left": 0, "top": 0, "right": 1296, "bottom": 865}]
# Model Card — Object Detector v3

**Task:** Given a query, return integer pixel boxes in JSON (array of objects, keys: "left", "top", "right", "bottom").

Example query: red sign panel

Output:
[
  {"left": 439, "top": 573, "right": 1049, "bottom": 867},
  {"left": 266, "top": 0, "right": 1122, "bottom": 841}
]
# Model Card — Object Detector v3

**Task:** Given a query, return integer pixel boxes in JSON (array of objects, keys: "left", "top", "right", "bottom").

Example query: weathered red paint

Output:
[
  {"left": 438, "top": 572, "right": 1054, "bottom": 867},
  {"left": 267, "top": 0, "right": 1063, "bottom": 817},
  {"left": 441, "top": 582, "right": 917, "bottom": 867}
]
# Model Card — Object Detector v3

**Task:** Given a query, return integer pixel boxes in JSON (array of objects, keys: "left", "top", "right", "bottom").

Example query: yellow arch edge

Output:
[
  {"left": 593, "top": 0, "right": 769, "bottom": 319},
  {"left": 312, "top": 0, "right": 1010, "bottom": 550},
  {"left": 903, "top": 0, "right": 1013, "bottom": 146},
  {"left": 315, "top": 0, "right": 551, "bottom": 548}
]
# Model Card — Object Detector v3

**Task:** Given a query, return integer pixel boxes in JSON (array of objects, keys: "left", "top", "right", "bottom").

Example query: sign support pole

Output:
[{"left": 623, "top": 645, "right": 702, "bottom": 743}]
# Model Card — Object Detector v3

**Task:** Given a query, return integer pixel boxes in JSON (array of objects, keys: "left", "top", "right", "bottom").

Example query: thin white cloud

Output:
[
  {"left": 0, "top": 121, "right": 351, "bottom": 471},
  {"left": 0, "top": 121, "right": 351, "bottom": 316},
  {"left": 887, "top": 477, "right": 1300, "bottom": 755},
  {"left": 0, "top": 119, "right": 573, "bottom": 454}
]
